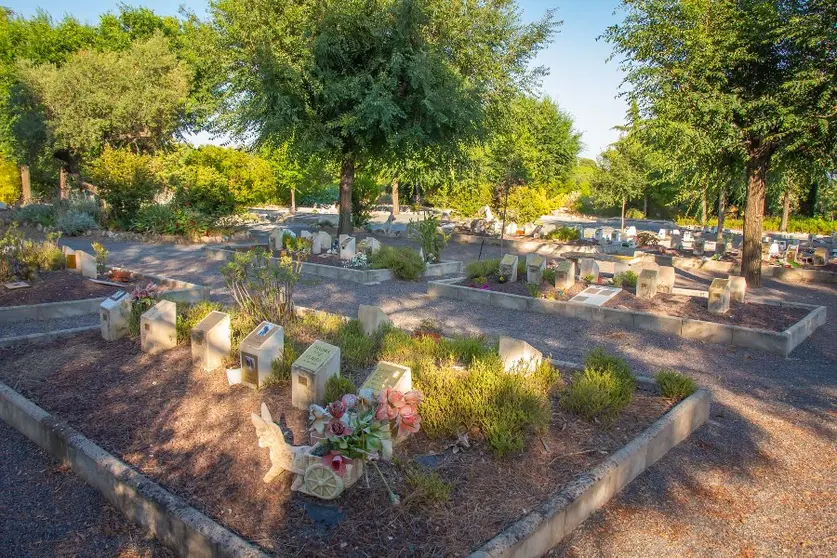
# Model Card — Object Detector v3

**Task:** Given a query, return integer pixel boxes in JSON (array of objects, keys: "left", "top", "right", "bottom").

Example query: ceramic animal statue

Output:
[{"left": 251, "top": 403, "right": 312, "bottom": 485}]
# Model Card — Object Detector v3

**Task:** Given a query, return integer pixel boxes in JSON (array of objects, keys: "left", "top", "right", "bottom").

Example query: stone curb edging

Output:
[
  {"left": 762, "top": 265, "right": 837, "bottom": 285},
  {"left": 468, "top": 388, "right": 712, "bottom": 558},
  {"left": 428, "top": 279, "right": 826, "bottom": 356},
  {"left": 0, "top": 297, "right": 105, "bottom": 324},
  {"left": 0, "top": 325, "right": 100, "bottom": 349},
  {"left": 0, "top": 381, "right": 271, "bottom": 558}
]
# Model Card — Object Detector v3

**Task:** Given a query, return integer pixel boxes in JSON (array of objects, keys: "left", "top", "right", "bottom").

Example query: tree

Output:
[
  {"left": 606, "top": 0, "right": 837, "bottom": 286},
  {"left": 593, "top": 138, "right": 649, "bottom": 229},
  {"left": 211, "top": 0, "right": 557, "bottom": 233}
]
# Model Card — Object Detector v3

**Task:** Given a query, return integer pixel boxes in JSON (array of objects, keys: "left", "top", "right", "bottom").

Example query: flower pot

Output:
[{"left": 109, "top": 269, "right": 133, "bottom": 282}]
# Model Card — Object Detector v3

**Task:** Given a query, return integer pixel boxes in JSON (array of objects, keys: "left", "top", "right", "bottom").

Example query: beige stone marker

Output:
[
  {"left": 360, "top": 361, "right": 412, "bottom": 395},
  {"left": 100, "top": 290, "right": 131, "bottom": 341},
  {"left": 499, "top": 254, "right": 519, "bottom": 282},
  {"left": 708, "top": 278, "right": 730, "bottom": 314},
  {"left": 526, "top": 254, "right": 546, "bottom": 284},
  {"left": 554, "top": 260, "right": 576, "bottom": 289},
  {"left": 358, "top": 304, "right": 390, "bottom": 336},
  {"left": 636, "top": 269, "right": 659, "bottom": 299},
  {"left": 499, "top": 336, "right": 543, "bottom": 373},
  {"left": 657, "top": 266, "right": 675, "bottom": 294},
  {"left": 291, "top": 340, "right": 340, "bottom": 409},
  {"left": 191, "top": 311, "right": 231, "bottom": 372},
  {"left": 76, "top": 250, "right": 98, "bottom": 279},
  {"left": 239, "top": 321, "right": 284, "bottom": 389},
  {"left": 141, "top": 299, "right": 176, "bottom": 354},
  {"left": 728, "top": 275, "right": 747, "bottom": 303},
  {"left": 579, "top": 258, "right": 600, "bottom": 282}
]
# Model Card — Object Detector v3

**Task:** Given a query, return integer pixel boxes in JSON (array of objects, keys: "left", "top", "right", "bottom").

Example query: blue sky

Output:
[{"left": 3, "top": 0, "right": 628, "bottom": 158}]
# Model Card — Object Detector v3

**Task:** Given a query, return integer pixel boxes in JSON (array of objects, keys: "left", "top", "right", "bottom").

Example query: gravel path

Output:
[
  {"left": 0, "top": 421, "right": 169, "bottom": 558},
  {"left": 40, "top": 236, "right": 837, "bottom": 557},
  {"left": 0, "top": 313, "right": 99, "bottom": 339}
]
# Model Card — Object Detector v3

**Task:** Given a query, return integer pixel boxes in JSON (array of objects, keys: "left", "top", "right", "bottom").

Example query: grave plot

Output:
[{"left": 0, "top": 304, "right": 704, "bottom": 557}]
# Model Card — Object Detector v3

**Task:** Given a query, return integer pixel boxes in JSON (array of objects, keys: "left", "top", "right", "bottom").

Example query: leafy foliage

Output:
[
  {"left": 408, "top": 212, "right": 449, "bottom": 263},
  {"left": 84, "top": 146, "right": 161, "bottom": 225},
  {"left": 613, "top": 270, "right": 638, "bottom": 289},
  {"left": 221, "top": 249, "right": 301, "bottom": 326},
  {"left": 561, "top": 348, "right": 635, "bottom": 422},
  {"left": 464, "top": 258, "right": 499, "bottom": 280},
  {"left": 656, "top": 370, "right": 697, "bottom": 402},
  {"left": 54, "top": 209, "right": 98, "bottom": 235},
  {"left": 368, "top": 246, "right": 426, "bottom": 281},
  {"left": 547, "top": 226, "right": 580, "bottom": 242},
  {"left": 324, "top": 374, "right": 358, "bottom": 405}
]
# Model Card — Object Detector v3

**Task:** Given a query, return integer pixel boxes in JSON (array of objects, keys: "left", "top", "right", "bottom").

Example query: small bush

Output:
[
  {"left": 324, "top": 374, "right": 357, "bottom": 404},
  {"left": 408, "top": 212, "right": 449, "bottom": 263},
  {"left": 84, "top": 146, "right": 161, "bottom": 226},
  {"left": 636, "top": 231, "right": 658, "bottom": 247},
  {"left": 132, "top": 204, "right": 177, "bottom": 234},
  {"left": 517, "top": 257, "right": 527, "bottom": 277},
  {"left": 271, "top": 343, "right": 297, "bottom": 383},
  {"left": 176, "top": 301, "right": 223, "bottom": 344},
  {"left": 562, "top": 348, "right": 635, "bottom": 422},
  {"left": 526, "top": 283, "right": 540, "bottom": 297},
  {"left": 656, "top": 370, "right": 697, "bottom": 402},
  {"left": 368, "top": 246, "right": 426, "bottom": 280},
  {"left": 15, "top": 204, "right": 56, "bottom": 227},
  {"left": 625, "top": 208, "right": 645, "bottom": 219},
  {"left": 337, "top": 319, "right": 377, "bottom": 370},
  {"left": 229, "top": 308, "right": 259, "bottom": 355},
  {"left": 403, "top": 463, "right": 452, "bottom": 508},
  {"left": 584, "top": 347, "right": 634, "bottom": 381},
  {"left": 351, "top": 174, "right": 381, "bottom": 228},
  {"left": 464, "top": 258, "right": 499, "bottom": 279},
  {"left": 613, "top": 270, "right": 638, "bottom": 288},
  {"left": 91, "top": 242, "right": 109, "bottom": 275},
  {"left": 55, "top": 209, "right": 98, "bottom": 236},
  {"left": 437, "top": 335, "right": 495, "bottom": 366},
  {"left": 547, "top": 226, "right": 580, "bottom": 242},
  {"left": 543, "top": 268, "right": 556, "bottom": 285}
]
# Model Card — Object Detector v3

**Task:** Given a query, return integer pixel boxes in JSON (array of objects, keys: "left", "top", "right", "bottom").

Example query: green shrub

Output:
[
  {"left": 655, "top": 370, "right": 697, "bottom": 402},
  {"left": 625, "top": 208, "right": 645, "bottom": 219},
  {"left": 543, "top": 268, "right": 556, "bottom": 285},
  {"left": 547, "top": 226, "right": 580, "bottom": 242},
  {"left": 172, "top": 167, "right": 236, "bottom": 218},
  {"left": 613, "top": 270, "right": 638, "bottom": 288},
  {"left": 54, "top": 209, "right": 98, "bottom": 235},
  {"left": 324, "top": 374, "right": 357, "bottom": 403},
  {"left": 229, "top": 308, "right": 259, "bottom": 356},
  {"left": 298, "top": 184, "right": 339, "bottom": 207},
  {"left": 0, "top": 155, "right": 20, "bottom": 204},
  {"left": 408, "top": 212, "right": 450, "bottom": 263},
  {"left": 368, "top": 246, "right": 426, "bottom": 280},
  {"left": 337, "top": 319, "right": 377, "bottom": 370},
  {"left": 402, "top": 463, "right": 452, "bottom": 507},
  {"left": 132, "top": 204, "right": 177, "bottom": 234},
  {"left": 464, "top": 258, "right": 499, "bottom": 279},
  {"left": 57, "top": 195, "right": 101, "bottom": 223},
  {"left": 437, "top": 335, "right": 495, "bottom": 366},
  {"left": 91, "top": 241, "right": 109, "bottom": 275},
  {"left": 84, "top": 146, "right": 162, "bottom": 226},
  {"left": 526, "top": 283, "right": 540, "bottom": 297},
  {"left": 175, "top": 301, "right": 223, "bottom": 344},
  {"left": 675, "top": 215, "right": 836, "bottom": 235},
  {"left": 15, "top": 203, "right": 56, "bottom": 227},
  {"left": 271, "top": 343, "right": 297, "bottom": 383},
  {"left": 562, "top": 348, "right": 636, "bottom": 422},
  {"left": 351, "top": 174, "right": 381, "bottom": 228},
  {"left": 507, "top": 186, "right": 555, "bottom": 225},
  {"left": 584, "top": 347, "right": 634, "bottom": 381},
  {"left": 517, "top": 257, "right": 527, "bottom": 277}
]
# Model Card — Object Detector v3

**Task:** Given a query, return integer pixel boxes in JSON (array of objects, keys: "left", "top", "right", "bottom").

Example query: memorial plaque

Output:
[
  {"left": 239, "top": 321, "right": 284, "bottom": 389},
  {"left": 4, "top": 281, "right": 30, "bottom": 290},
  {"left": 100, "top": 290, "right": 131, "bottom": 341},
  {"left": 361, "top": 361, "right": 412, "bottom": 394},
  {"left": 499, "top": 254, "right": 519, "bottom": 282},
  {"left": 292, "top": 340, "right": 340, "bottom": 409},
  {"left": 191, "top": 311, "right": 231, "bottom": 372},
  {"left": 140, "top": 299, "right": 176, "bottom": 354}
]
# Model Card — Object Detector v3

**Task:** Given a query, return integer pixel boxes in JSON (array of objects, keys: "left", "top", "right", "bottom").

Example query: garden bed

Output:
[
  {"left": 0, "top": 325, "right": 678, "bottom": 557},
  {"left": 0, "top": 270, "right": 116, "bottom": 307}
]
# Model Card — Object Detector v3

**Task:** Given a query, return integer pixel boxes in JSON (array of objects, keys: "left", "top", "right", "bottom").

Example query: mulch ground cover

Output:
[
  {"left": 0, "top": 271, "right": 118, "bottom": 307},
  {"left": 0, "top": 332, "right": 672, "bottom": 557}
]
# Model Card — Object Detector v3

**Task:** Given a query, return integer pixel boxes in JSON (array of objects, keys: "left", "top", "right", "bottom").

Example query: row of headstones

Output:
[
  {"left": 100, "top": 297, "right": 411, "bottom": 408},
  {"left": 268, "top": 228, "right": 382, "bottom": 260}
]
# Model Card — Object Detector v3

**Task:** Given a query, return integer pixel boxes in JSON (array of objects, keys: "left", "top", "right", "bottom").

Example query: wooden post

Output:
[
  {"left": 19, "top": 165, "right": 31, "bottom": 204},
  {"left": 392, "top": 176, "right": 400, "bottom": 216},
  {"left": 59, "top": 167, "right": 68, "bottom": 200}
]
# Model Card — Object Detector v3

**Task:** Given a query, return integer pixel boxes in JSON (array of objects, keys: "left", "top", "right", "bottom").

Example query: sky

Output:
[{"left": 3, "top": 0, "right": 629, "bottom": 158}]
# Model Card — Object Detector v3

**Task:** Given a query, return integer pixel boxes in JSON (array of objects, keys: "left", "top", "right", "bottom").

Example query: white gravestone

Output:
[
  {"left": 317, "top": 231, "right": 333, "bottom": 254},
  {"left": 728, "top": 275, "right": 746, "bottom": 303},
  {"left": 693, "top": 238, "right": 705, "bottom": 256},
  {"left": 236, "top": 321, "right": 284, "bottom": 389},
  {"left": 657, "top": 266, "right": 675, "bottom": 294},
  {"left": 360, "top": 361, "right": 412, "bottom": 395},
  {"left": 708, "top": 278, "right": 731, "bottom": 314},
  {"left": 62, "top": 245, "right": 77, "bottom": 270},
  {"left": 268, "top": 228, "right": 285, "bottom": 252},
  {"left": 625, "top": 226, "right": 637, "bottom": 238},
  {"left": 99, "top": 290, "right": 131, "bottom": 341},
  {"left": 594, "top": 228, "right": 604, "bottom": 241},
  {"left": 527, "top": 254, "right": 546, "bottom": 285},
  {"left": 191, "top": 311, "right": 231, "bottom": 372},
  {"left": 358, "top": 237, "right": 381, "bottom": 254},
  {"left": 141, "top": 299, "right": 176, "bottom": 354},
  {"left": 554, "top": 260, "right": 576, "bottom": 289},
  {"left": 76, "top": 249, "right": 98, "bottom": 279},
  {"left": 339, "top": 236, "right": 356, "bottom": 260},
  {"left": 291, "top": 340, "right": 340, "bottom": 409},
  {"left": 504, "top": 221, "right": 518, "bottom": 236},
  {"left": 579, "top": 258, "right": 600, "bottom": 282},
  {"left": 499, "top": 336, "right": 543, "bottom": 373},
  {"left": 358, "top": 304, "right": 391, "bottom": 336},
  {"left": 636, "top": 268, "right": 658, "bottom": 299},
  {"left": 311, "top": 234, "right": 322, "bottom": 255},
  {"left": 670, "top": 231, "right": 683, "bottom": 250},
  {"left": 613, "top": 260, "right": 630, "bottom": 276},
  {"left": 658, "top": 229, "right": 668, "bottom": 239},
  {"left": 499, "top": 254, "right": 519, "bottom": 282}
]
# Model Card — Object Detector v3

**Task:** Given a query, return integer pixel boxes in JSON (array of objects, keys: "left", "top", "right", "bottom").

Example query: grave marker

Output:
[
  {"left": 708, "top": 278, "right": 730, "bottom": 314},
  {"left": 4, "top": 281, "right": 30, "bottom": 290},
  {"left": 670, "top": 232, "right": 683, "bottom": 250},
  {"left": 358, "top": 237, "right": 381, "bottom": 254},
  {"left": 268, "top": 227, "right": 285, "bottom": 252},
  {"left": 693, "top": 238, "right": 705, "bottom": 256},
  {"left": 358, "top": 304, "right": 390, "bottom": 336},
  {"left": 141, "top": 299, "right": 176, "bottom": 354},
  {"left": 62, "top": 246, "right": 77, "bottom": 270},
  {"left": 813, "top": 247, "right": 827, "bottom": 266},
  {"left": 339, "top": 236, "right": 356, "bottom": 260},
  {"left": 239, "top": 321, "right": 284, "bottom": 389},
  {"left": 657, "top": 266, "right": 675, "bottom": 294},
  {"left": 191, "top": 311, "right": 231, "bottom": 372},
  {"left": 360, "top": 361, "right": 412, "bottom": 394},
  {"left": 554, "top": 260, "right": 575, "bottom": 289},
  {"left": 317, "top": 231, "right": 333, "bottom": 253},
  {"left": 728, "top": 275, "right": 746, "bottom": 303},
  {"left": 100, "top": 290, "right": 131, "bottom": 341},
  {"left": 292, "top": 340, "right": 340, "bottom": 409},
  {"left": 527, "top": 254, "right": 546, "bottom": 284},
  {"left": 636, "top": 269, "right": 658, "bottom": 299},
  {"left": 499, "top": 337, "right": 543, "bottom": 373},
  {"left": 499, "top": 254, "right": 518, "bottom": 282},
  {"left": 579, "top": 258, "right": 600, "bottom": 282}
]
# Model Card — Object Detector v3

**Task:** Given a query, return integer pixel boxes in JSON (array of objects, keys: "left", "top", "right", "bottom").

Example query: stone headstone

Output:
[
  {"left": 554, "top": 260, "right": 575, "bottom": 289},
  {"left": 292, "top": 340, "right": 340, "bottom": 409},
  {"left": 786, "top": 245, "right": 799, "bottom": 263},
  {"left": 499, "top": 336, "right": 543, "bottom": 373},
  {"left": 4, "top": 281, "right": 30, "bottom": 290},
  {"left": 526, "top": 254, "right": 546, "bottom": 285},
  {"left": 670, "top": 232, "right": 683, "bottom": 250},
  {"left": 625, "top": 225, "right": 637, "bottom": 238},
  {"left": 499, "top": 254, "right": 519, "bottom": 282},
  {"left": 594, "top": 228, "right": 604, "bottom": 241},
  {"left": 360, "top": 361, "right": 412, "bottom": 394},
  {"left": 708, "top": 278, "right": 730, "bottom": 314},
  {"left": 613, "top": 260, "right": 630, "bottom": 276},
  {"left": 358, "top": 304, "right": 390, "bottom": 336},
  {"left": 76, "top": 250, "right": 97, "bottom": 279},
  {"left": 317, "top": 231, "right": 332, "bottom": 254},
  {"left": 715, "top": 239, "right": 728, "bottom": 256},
  {"left": 768, "top": 242, "right": 781, "bottom": 258},
  {"left": 657, "top": 266, "right": 675, "bottom": 294},
  {"left": 192, "top": 311, "right": 231, "bottom": 372},
  {"left": 728, "top": 275, "right": 746, "bottom": 303},
  {"left": 239, "top": 321, "right": 284, "bottom": 389},
  {"left": 504, "top": 221, "right": 518, "bottom": 236},
  {"left": 300, "top": 230, "right": 313, "bottom": 240},
  {"left": 311, "top": 234, "right": 323, "bottom": 255},
  {"left": 636, "top": 269, "right": 658, "bottom": 299},
  {"left": 579, "top": 258, "right": 600, "bottom": 282},
  {"left": 268, "top": 227, "right": 285, "bottom": 252},
  {"left": 62, "top": 246, "right": 77, "bottom": 270},
  {"left": 683, "top": 231, "right": 694, "bottom": 243},
  {"left": 141, "top": 299, "right": 176, "bottom": 354},
  {"left": 339, "top": 236, "right": 356, "bottom": 260},
  {"left": 99, "top": 290, "right": 130, "bottom": 341},
  {"left": 813, "top": 247, "right": 827, "bottom": 266},
  {"left": 658, "top": 229, "right": 667, "bottom": 239},
  {"left": 358, "top": 237, "right": 381, "bottom": 254},
  {"left": 693, "top": 238, "right": 705, "bottom": 256}
]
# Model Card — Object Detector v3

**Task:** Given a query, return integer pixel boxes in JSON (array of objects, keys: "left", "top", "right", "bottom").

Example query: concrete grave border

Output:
[
  {"left": 0, "top": 381, "right": 270, "bottom": 558},
  {"left": 663, "top": 255, "right": 837, "bottom": 285},
  {"left": 203, "top": 244, "right": 463, "bottom": 285},
  {"left": 428, "top": 278, "right": 826, "bottom": 356},
  {"left": 469, "top": 386, "right": 711, "bottom": 558}
]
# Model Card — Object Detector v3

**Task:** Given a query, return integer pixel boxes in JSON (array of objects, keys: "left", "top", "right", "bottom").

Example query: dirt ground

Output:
[
  {"left": 0, "top": 270, "right": 119, "bottom": 307},
  {"left": 0, "top": 332, "right": 672, "bottom": 557}
]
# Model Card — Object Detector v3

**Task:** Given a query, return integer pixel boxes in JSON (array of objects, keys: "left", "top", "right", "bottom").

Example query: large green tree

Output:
[
  {"left": 606, "top": 0, "right": 837, "bottom": 285},
  {"left": 211, "top": 0, "right": 557, "bottom": 233}
]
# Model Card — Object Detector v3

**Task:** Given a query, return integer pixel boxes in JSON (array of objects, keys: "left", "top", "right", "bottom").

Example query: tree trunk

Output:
[
  {"left": 621, "top": 197, "right": 626, "bottom": 230},
  {"left": 19, "top": 165, "right": 31, "bottom": 204},
  {"left": 392, "top": 176, "right": 400, "bottom": 215},
  {"left": 780, "top": 191, "right": 790, "bottom": 232},
  {"left": 59, "top": 167, "right": 68, "bottom": 200},
  {"left": 643, "top": 194, "right": 648, "bottom": 218},
  {"left": 742, "top": 154, "right": 770, "bottom": 287},
  {"left": 290, "top": 186, "right": 296, "bottom": 215},
  {"left": 700, "top": 192, "right": 707, "bottom": 227},
  {"left": 716, "top": 185, "right": 726, "bottom": 242},
  {"left": 338, "top": 154, "right": 354, "bottom": 234}
]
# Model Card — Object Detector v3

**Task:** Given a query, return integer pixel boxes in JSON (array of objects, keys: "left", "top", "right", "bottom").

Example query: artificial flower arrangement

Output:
[
  {"left": 309, "top": 387, "right": 423, "bottom": 503},
  {"left": 343, "top": 252, "right": 369, "bottom": 269}
]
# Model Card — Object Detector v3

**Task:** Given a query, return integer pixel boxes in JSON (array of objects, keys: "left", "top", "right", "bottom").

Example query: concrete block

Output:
[
  {"left": 554, "top": 260, "right": 575, "bottom": 289},
  {"left": 728, "top": 275, "right": 746, "bottom": 303},
  {"left": 140, "top": 300, "right": 176, "bottom": 354},
  {"left": 358, "top": 304, "right": 390, "bottom": 336},
  {"left": 708, "top": 278, "right": 730, "bottom": 314},
  {"left": 730, "top": 326, "right": 787, "bottom": 355},
  {"left": 499, "top": 337, "right": 543, "bottom": 372},
  {"left": 681, "top": 318, "right": 733, "bottom": 343},
  {"left": 636, "top": 269, "right": 658, "bottom": 299},
  {"left": 579, "top": 258, "right": 599, "bottom": 282},
  {"left": 500, "top": 254, "right": 519, "bottom": 283},
  {"left": 633, "top": 312, "right": 683, "bottom": 336},
  {"left": 657, "top": 266, "right": 675, "bottom": 294}
]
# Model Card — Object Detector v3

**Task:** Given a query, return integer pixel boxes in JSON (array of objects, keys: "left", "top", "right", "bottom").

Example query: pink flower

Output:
[
  {"left": 397, "top": 406, "right": 421, "bottom": 436},
  {"left": 322, "top": 451, "right": 350, "bottom": 476},
  {"left": 341, "top": 393, "right": 357, "bottom": 409},
  {"left": 375, "top": 402, "right": 398, "bottom": 421},
  {"left": 326, "top": 400, "right": 346, "bottom": 419},
  {"left": 387, "top": 390, "right": 405, "bottom": 408},
  {"left": 403, "top": 390, "right": 424, "bottom": 407},
  {"left": 326, "top": 418, "right": 352, "bottom": 437}
]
